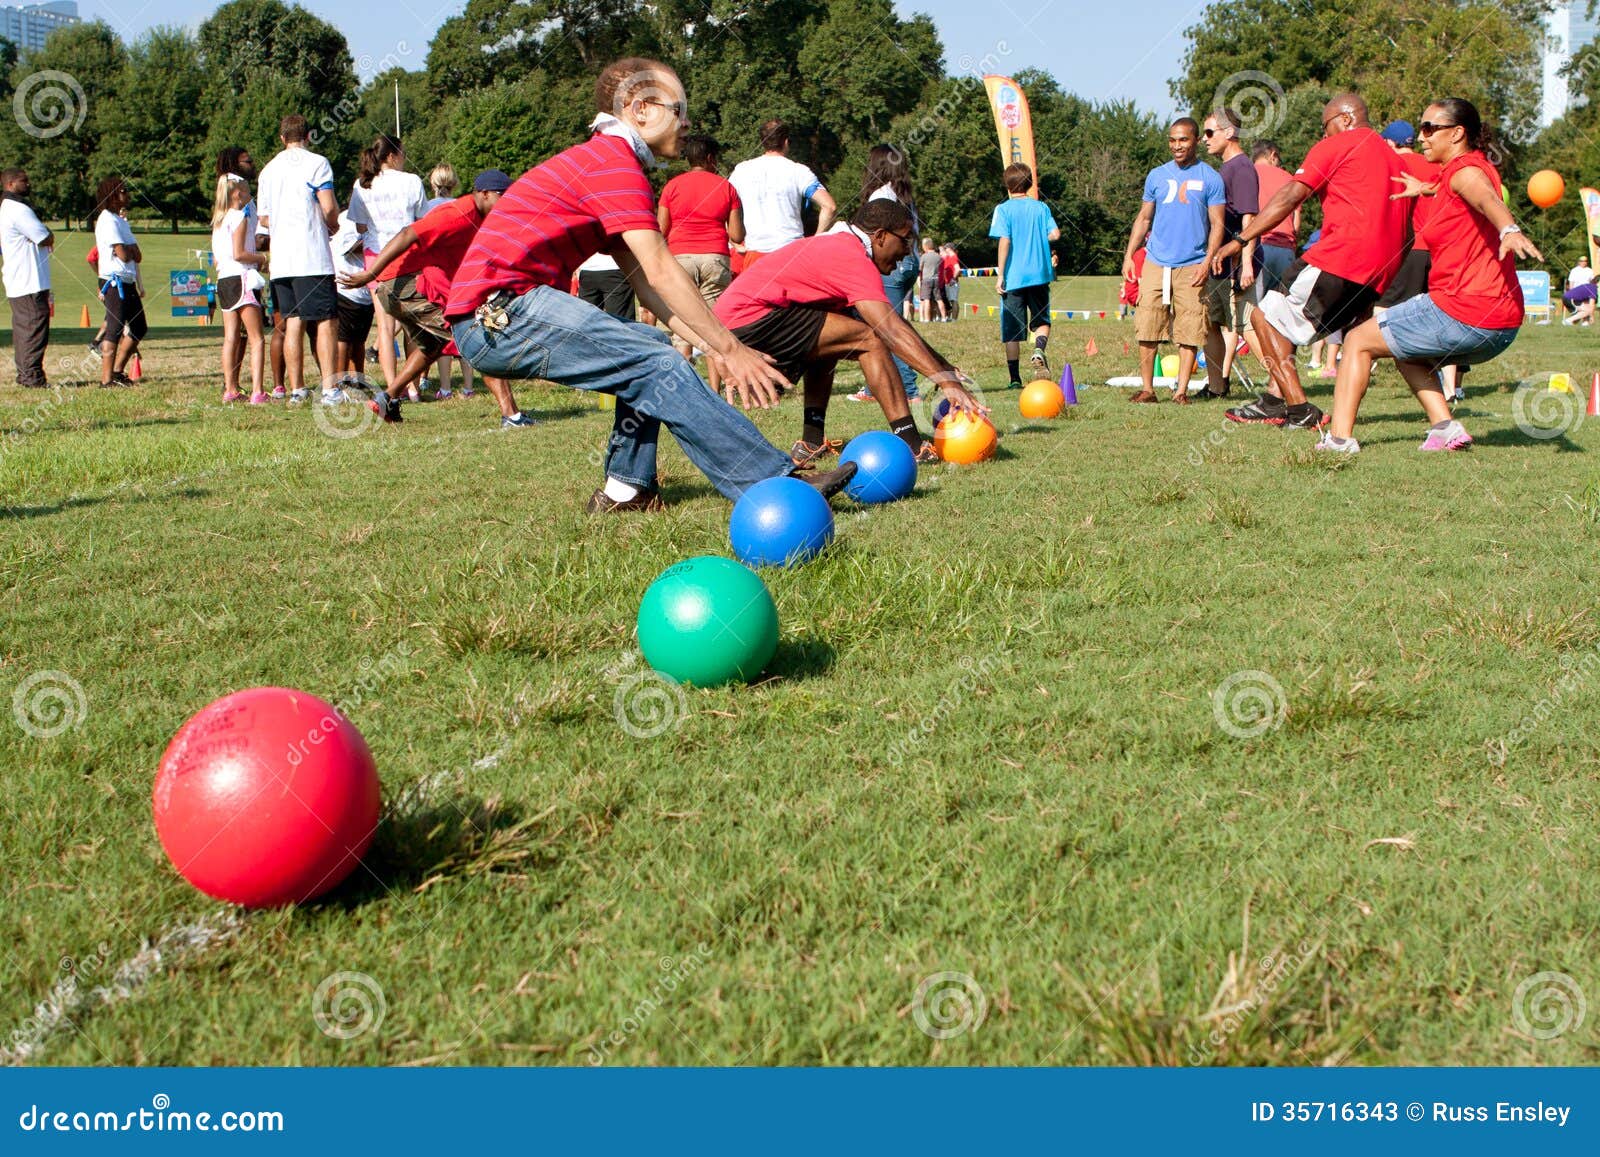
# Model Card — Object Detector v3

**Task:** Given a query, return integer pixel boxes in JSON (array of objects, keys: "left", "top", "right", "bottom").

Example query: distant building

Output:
[
  {"left": 1542, "top": 0, "right": 1600, "bottom": 127},
  {"left": 0, "top": 2, "right": 78, "bottom": 55}
]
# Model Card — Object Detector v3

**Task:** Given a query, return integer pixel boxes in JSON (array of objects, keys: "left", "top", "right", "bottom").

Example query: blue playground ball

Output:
[
  {"left": 932, "top": 397, "right": 953, "bottom": 425},
  {"left": 728, "top": 476, "right": 835, "bottom": 567},
  {"left": 839, "top": 430, "right": 918, "bottom": 505}
]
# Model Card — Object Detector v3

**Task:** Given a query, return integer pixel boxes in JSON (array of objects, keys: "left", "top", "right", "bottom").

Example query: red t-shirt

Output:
[
  {"left": 1396, "top": 151, "right": 1441, "bottom": 253},
  {"left": 1295, "top": 126, "right": 1406, "bottom": 289},
  {"left": 939, "top": 253, "right": 958, "bottom": 285},
  {"left": 659, "top": 170, "right": 740, "bottom": 258},
  {"left": 713, "top": 230, "right": 888, "bottom": 330},
  {"left": 378, "top": 195, "right": 483, "bottom": 282},
  {"left": 446, "top": 135, "right": 659, "bottom": 319},
  {"left": 1419, "top": 151, "right": 1523, "bottom": 330},
  {"left": 1254, "top": 161, "right": 1297, "bottom": 249}
]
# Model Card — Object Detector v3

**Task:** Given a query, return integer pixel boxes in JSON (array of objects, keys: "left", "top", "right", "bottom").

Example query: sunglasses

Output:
[
  {"left": 1203, "top": 128, "right": 1223, "bottom": 138},
  {"left": 1417, "top": 121, "right": 1457, "bottom": 137},
  {"left": 641, "top": 98, "right": 686, "bottom": 119}
]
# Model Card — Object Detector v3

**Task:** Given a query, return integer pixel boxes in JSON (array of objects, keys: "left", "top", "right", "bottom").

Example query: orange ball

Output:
[
  {"left": 1019, "top": 379, "right": 1064, "bottom": 419},
  {"left": 1528, "top": 169, "right": 1565, "bottom": 209},
  {"left": 934, "top": 412, "right": 998, "bottom": 464}
]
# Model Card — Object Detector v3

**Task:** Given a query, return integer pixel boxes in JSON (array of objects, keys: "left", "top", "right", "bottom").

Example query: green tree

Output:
[
  {"left": 0, "top": 21, "right": 127, "bottom": 226},
  {"left": 94, "top": 28, "right": 208, "bottom": 232},
  {"left": 341, "top": 68, "right": 447, "bottom": 179},
  {"left": 444, "top": 74, "right": 593, "bottom": 176}
]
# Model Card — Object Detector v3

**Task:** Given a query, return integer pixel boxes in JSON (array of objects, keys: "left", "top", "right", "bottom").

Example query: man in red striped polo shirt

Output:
[{"left": 447, "top": 57, "right": 855, "bottom": 512}]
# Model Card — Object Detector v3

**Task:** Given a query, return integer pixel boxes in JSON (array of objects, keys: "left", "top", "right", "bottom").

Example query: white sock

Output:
[
  {"left": 603, "top": 477, "right": 640, "bottom": 502},
  {"left": 507, "top": 411, "right": 522, "bottom": 421}
]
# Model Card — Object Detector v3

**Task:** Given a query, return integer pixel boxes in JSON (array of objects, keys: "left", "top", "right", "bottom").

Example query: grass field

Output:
[{"left": 2, "top": 260, "right": 1598, "bottom": 1067}]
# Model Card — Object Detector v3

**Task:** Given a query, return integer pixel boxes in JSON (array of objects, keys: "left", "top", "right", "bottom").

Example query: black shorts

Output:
[
  {"left": 216, "top": 275, "right": 265, "bottom": 312},
  {"left": 731, "top": 306, "right": 829, "bottom": 387},
  {"left": 1376, "top": 249, "right": 1431, "bottom": 309},
  {"left": 337, "top": 296, "right": 374, "bottom": 346},
  {"left": 577, "top": 268, "right": 637, "bottom": 321},
  {"left": 1258, "top": 259, "right": 1380, "bottom": 345},
  {"left": 100, "top": 278, "right": 148, "bottom": 343},
  {"left": 1000, "top": 284, "right": 1050, "bottom": 342},
  {"left": 271, "top": 274, "right": 337, "bottom": 322}
]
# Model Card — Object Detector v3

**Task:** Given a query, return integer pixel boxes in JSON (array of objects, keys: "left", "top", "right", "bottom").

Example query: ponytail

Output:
[{"left": 358, "top": 134, "right": 402, "bottom": 189}]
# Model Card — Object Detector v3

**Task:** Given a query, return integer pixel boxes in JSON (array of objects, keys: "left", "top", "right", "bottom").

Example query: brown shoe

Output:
[
  {"left": 585, "top": 487, "right": 666, "bottom": 514},
  {"left": 789, "top": 437, "right": 845, "bottom": 469},
  {"left": 1173, "top": 390, "right": 1191, "bottom": 405},
  {"left": 1128, "top": 389, "right": 1160, "bottom": 404}
]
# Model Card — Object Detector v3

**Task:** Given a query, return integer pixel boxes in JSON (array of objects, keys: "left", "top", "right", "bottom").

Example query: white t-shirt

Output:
[
  {"left": 211, "top": 203, "right": 258, "bottom": 280},
  {"left": 868, "top": 181, "right": 921, "bottom": 233},
  {"left": 95, "top": 211, "right": 137, "bottom": 282},
  {"left": 349, "top": 168, "right": 426, "bottom": 254},
  {"left": 257, "top": 145, "right": 336, "bottom": 278},
  {"left": 329, "top": 215, "right": 371, "bottom": 305},
  {"left": 0, "top": 198, "right": 50, "bottom": 296},
  {"left": 577, "top": 251, "right": 620, "bottom": 273},
  {"left": 1568, "top": 265, "right": 1594, "bottom": 290},
  {"left": 728, "top": 153, "right": 823, "bottom": 253}
]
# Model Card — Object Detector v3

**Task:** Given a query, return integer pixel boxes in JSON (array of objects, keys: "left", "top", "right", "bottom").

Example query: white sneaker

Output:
[
  {"left": 436, "top": 386, "right": 452, "bottom": 400},
  {"left": 320, "top": 388, "right": 348, "bottom": 405},
  {"left": 1315, "top": 432, "right": 1360, "bottom": 454},
  {"left": 289, "top": 388, "right": 309, "bottom": 403}
]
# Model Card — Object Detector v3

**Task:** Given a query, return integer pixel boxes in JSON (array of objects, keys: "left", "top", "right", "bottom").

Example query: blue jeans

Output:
[
  {"left": 882, "top": 254, "right": 918, "bottom": 394},
  {"left": 451, "top": 286, "right": 794, "bottom": 500}
]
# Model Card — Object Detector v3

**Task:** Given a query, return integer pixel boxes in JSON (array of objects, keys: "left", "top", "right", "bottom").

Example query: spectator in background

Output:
[
  {"left": 991, "top": 162, "right": 1061, "bottom": 387},
  {"left": 940, "top": 244, "right": 961, "bottom": 319},
  {"left": 92, "top": 177, "right": 145, "bottom": 388},
  {"left": 423, "top": 162, "right": 473, "bottom": 398},
  {"left": 330, "top": 211, "right": 374, "bottom": 389},
  {"left": 216, "top": 145, "right": 290, "bottom": 397},
  {"left": 1199, "top": 107, "right": 1258, "bottom": 400},
  {"left": 1251, "top": 141, "right": 1299, "bottom": 296},
  {"left": 917, "top": 238, "right": 943, "bottom": 323},
  {"left": 848, "top": 144, "right": 923, "bottom": 404},
  {"left": 1564, "top": 255, "right": 1594, "bottom": 324},
  {"left": 210, "top": 173, "right": 268, "bottom": 403},
  {"left": 350, "top": 135, "right": 426, "bottom": 399},
  {"left": 576, "top": 251, "right": 637, "bottom": 320},
  {"left": 0, "top": 167, "right": 53, "bottom": 389},
  {"left": 258, "top": 114, "right": 341, "bottom": 404},
  {"left": 658, "top": 134, "right": 742, "bottom": 395},
  {"left": 728, "top": 120, "right": 836, "bottom": 269}
]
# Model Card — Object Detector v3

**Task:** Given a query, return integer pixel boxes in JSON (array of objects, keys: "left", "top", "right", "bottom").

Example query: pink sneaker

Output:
[
  {"left": 270, "top": 386, "right": 287, "bottom": 399},
  {"left": 222, "top": 390, "right": 244, "bottom": 403},
  {"left": 249, "top": 392, "right": 269, "bottom": 405},
  {"left": 1418, "top": 421, "right": 1472, "bottom": 452},
  {"left": 459, "top": 386, "right": 475, "bottom": 398}
]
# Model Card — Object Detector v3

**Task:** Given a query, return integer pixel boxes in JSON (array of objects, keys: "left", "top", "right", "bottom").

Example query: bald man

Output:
[{"left": 1213, "top": 93, "right": 1407, "bottom": 430}]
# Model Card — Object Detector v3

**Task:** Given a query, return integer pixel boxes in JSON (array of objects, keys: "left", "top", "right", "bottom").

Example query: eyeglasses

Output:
[
  {"left": 1202, "top": 129, "right": 1218, "bottom": 138},
  {"left": 641, "top": 98, "right": 686, "bottom": 120},
  {"left": 1417, "top": 121, "right": 1457, "bottom": 137}
]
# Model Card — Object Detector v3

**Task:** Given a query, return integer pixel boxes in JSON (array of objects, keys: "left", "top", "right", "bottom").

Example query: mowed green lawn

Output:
[{"left": 2, "top": 260, "right": 1598, "bottom": 1067}]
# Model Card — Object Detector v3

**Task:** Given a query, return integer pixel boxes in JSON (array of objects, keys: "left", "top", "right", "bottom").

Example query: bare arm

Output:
[
  {"left": 854, "top": 299, "right": 981, "bottom": 410},
  {"left": 233, "top": 217, "right": 265, "bottom": 266},
  {"left": 1122, "top": 202, "right": 1155, "bottom": 280},
  {"left": 996, "top": 236, "right": 1011, "bottom": 294},
  {"left": 112, "top": 243, "right": 142, "bottom": 265},
  {"left": 317, "top": 188, "right": 339, "bottom": 232},
  {"left": 1452, "top": 166, "right": 1543, "bottom": 262},
  {"left": 1237, "top": 180, "right": 1312, "bottom": 245},
  {"left": 1238, "top": 212, "right": 1257, "bottom": 288},
  {"left": 656, "top": 203, "right": 670, "bottom": 236},
  {"left": 727, "top": 205, "right": 745, "bottom": 245},
  {"left": 341, "top": 224, "right": 418, "bottom": 288},
  {"left": 811, "top": 186, "right": 837, "bottom": 235},
  {"left": 615, "top": 229, "right": 790, "bottom": 408},
  {"left": 1198, "top": 203, "right": 1225, "bottom": 286}
]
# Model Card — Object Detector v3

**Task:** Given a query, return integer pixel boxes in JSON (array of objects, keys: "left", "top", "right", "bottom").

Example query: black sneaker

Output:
[
  {"left": 1282, "top": 402, "right": 1329, "bottom": 430},
  {"left": 1224, "top": 393, "right": 1287, "bottom": 425},
  {"left": 1195, "top": 385, "right": 1231, "bottom": 401},
  {"left": 368, "top": 393, "right": 403, "bottom": 424},
  {"left": 585, "top": 487, "right": 666, "bottom": 514},
  {"left": 111, "top": 371, "right": 135, "bottom": 387},
  {"left": 799, "top": 461, "right": 857, "bottom": 499}
]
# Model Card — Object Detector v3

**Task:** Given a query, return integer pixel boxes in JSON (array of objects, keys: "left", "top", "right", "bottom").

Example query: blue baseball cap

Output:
[
  {"left": 473, "top": 169, "right": 513, "bottom": 193},
  {"left": 1380, "top": 121, "right": 1415, "bottom": 147}
]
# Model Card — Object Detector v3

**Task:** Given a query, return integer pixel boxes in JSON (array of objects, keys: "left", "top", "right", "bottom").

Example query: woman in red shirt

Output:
[
  {"left": 657, "top": 135, "right": 743, "bottom": 394},
  {"left": 1320, "top": 98, "right": 1542, "bottom": 454}
]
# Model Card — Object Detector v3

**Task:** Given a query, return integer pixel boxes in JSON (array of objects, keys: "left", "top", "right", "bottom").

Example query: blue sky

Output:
[{"left": 87, "top": 0, "right": 1203, "bottom": 118}]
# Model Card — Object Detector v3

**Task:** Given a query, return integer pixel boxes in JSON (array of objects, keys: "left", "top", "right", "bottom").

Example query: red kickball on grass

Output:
[{"left": 152, "top": 687, "right": 381, "bottom": 907}]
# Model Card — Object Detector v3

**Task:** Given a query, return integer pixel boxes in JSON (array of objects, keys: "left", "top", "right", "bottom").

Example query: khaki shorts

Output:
[
  {"left": 375, "top": 273, "right": 451, "bottom": 358},
  {"left": 1135, "top": 260, "right": 1207, "bottom": 347},
  {"left": 676, "top": 252, "right": 732, "bottom": 305}
]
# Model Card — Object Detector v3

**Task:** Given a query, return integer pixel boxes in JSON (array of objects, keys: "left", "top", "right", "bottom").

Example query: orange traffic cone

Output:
[
  {"left": 79, "top": 304, "right": 90, "bottom": 328},
  {"left": 129, "top": 355, "right": 142, "bottom": 382},
  {"left": 1123, "top": 341, "right": 1130, "bottom": 355},
  {"left": 1588, "top": 372, "right": 1600, "bottom": 417},
  {"left": 1086, "top": 338, "right": 1099, "bottom": 357}
]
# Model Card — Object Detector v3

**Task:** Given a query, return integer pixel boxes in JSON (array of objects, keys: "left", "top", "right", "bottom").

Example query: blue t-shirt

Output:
[
  {"left": 988, "top": 197, "right": 1058, "bottom": 290},
  {"left": 1142, "top": 160, "right": 1225, "bottom": 269}
]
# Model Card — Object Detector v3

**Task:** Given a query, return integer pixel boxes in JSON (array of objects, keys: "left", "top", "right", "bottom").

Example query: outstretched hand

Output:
[
  {"left": 1502, "top": 231, "right": 1544, "bottom": 263},
  {"left": 1389, "top": 173, "right": 1437, "bottom": 200},
  {"left": 715, "top": 344, "right": 787, "bottom": 410}
]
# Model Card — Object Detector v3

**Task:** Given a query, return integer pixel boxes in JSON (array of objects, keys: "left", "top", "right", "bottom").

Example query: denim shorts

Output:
[{"left": 1378, "top": 292, "right": 1518, "bottom": 367}]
